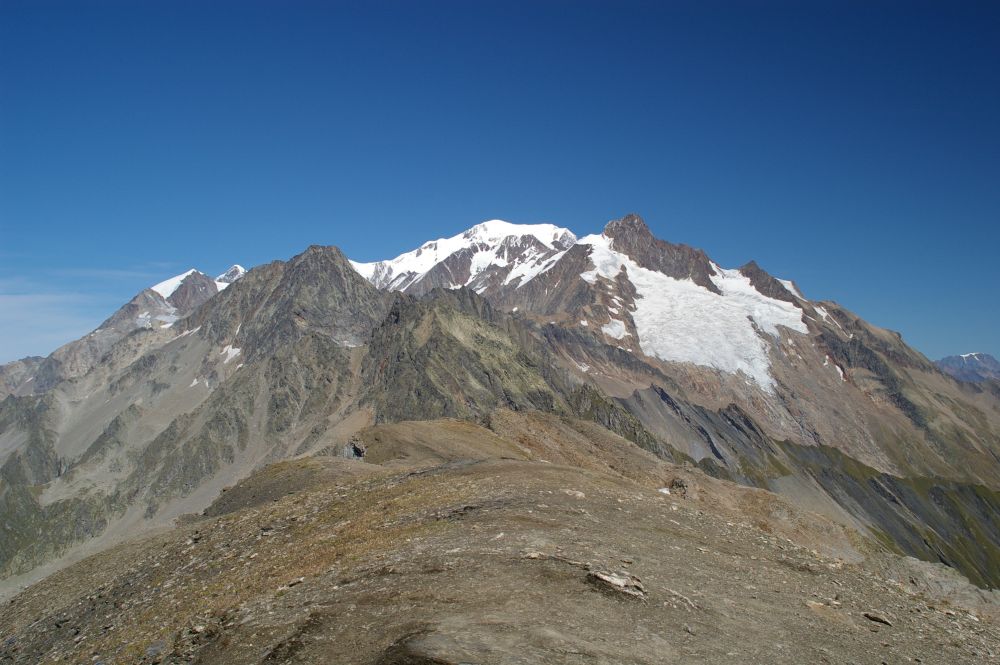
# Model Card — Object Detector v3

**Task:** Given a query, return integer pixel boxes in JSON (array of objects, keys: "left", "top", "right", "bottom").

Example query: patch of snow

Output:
[
  {"left": 151, "top": 269, "right": 199, "bottom": 298},
  {"left": 601, "top": 319, "right": 630, "bottom": 339},
  {"left": 176, "top": 326, "right": 201, "bottom": 339},
  {"left": 578, "top": 234, "right": 807, "bottom": 391},
  {"left": 189, "top": 378, "right": 200, "bottom": 388},
  {"left": 814, "top": 305, "right": 843, "bottom": 328},
  {"left": 220, "top": 345, "right": 241, "bottom": 363},
  {"left": 349, "top": 260, "right": 375, "bottom": 279},
  {"left": 778, "top": 278, "right": 804, "bottom": 299},
  {"left": 216, "top": 265, "right": 246, "bottom": 287},
  {"left": 658, "top": 487, "right": 671, "bottom": 495},
  {"left": 580, "top": 320, "right": 588, "bottom": 326},
  {"left": 470, "top": 243, "right": 509, "bottom": 276},
  {"left": 503, "top": 249, "right": 567, "bottom": 288},
  {"left": 155, "top": 312, "right": 179, "bottom": 327},
  {"left": 823, "top": 355, "right": 846, "bottom": 380},
  {"left": 814, "top": 305, "right": 850, "bottom": 337}
]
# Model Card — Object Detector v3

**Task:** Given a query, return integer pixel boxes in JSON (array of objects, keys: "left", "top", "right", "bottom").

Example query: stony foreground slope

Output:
[{"left": 2, "top": 414, "right": 998, "bottom": 664}]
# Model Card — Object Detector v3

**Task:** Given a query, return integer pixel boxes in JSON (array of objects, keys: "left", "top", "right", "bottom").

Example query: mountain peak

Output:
[
  {"left": 461, "top": 220, "right": 576, "bottom": 250},
  {"left": 602, "top": 213, "right": 652, "bottom": 240},
  {"left": 738, "top": 260, "right": 801, "bottom": 303},
  {"left": 598, "top": 215, "right": 720, "bottom": 294},
  {"left": 150, "top": 268, "right": 201, "bottom": 298},
  {"left": 937, "top": 352, "right": 1000, "bottom": 383},
  {"left": 351, "top": 220, "right": 576, "bottom": 294},
  {"left": 216, "top": 264, "right": 247, "bottom": 284}
]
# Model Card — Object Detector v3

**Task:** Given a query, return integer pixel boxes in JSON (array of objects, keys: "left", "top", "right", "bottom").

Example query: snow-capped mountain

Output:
[
  {"left": 937, "top": 352, "right": 1000, "bottom": 383},
  {"left": 0, "top": 265, "right": 246, "bottom": 398},
  {"left": 216, "top": 264, "right": 247, "bottom": 285},
  {"left": 350, "top": 220, "right": 577, "bottom": 296},
  {"left": 353, "top": 215, "right": 809, "bottom": 390},
  {"left": 3, "top": 214, "right": 1000, "bottom": 597},
  {"left": 570, "top": 229, "right": 807, "bottom": 390},
  {"left": 152, "top": 265, "right": 247, "bottom": 298},
  {"left": 140, "top": 265, "right": 248, "bottom": 330}
]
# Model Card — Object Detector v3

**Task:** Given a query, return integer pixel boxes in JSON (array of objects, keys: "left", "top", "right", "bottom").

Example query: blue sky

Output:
[{"left": 1, "top": 0, "right": 997, "bottom": 363}]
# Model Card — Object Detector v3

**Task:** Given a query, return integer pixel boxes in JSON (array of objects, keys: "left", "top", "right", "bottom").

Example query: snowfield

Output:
[{"left": 578, "top": 233, "right": 807, "bottom": 390}]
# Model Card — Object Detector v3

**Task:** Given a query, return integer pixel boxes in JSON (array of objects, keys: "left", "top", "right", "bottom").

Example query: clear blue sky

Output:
[{"left": 1, "top": 0, "right": 997, "bottom": 363}]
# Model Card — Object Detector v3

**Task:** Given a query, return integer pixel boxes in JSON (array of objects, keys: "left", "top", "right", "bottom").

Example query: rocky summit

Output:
[{"left": 1, "top": 215, "right": 999, "bottom": 663}]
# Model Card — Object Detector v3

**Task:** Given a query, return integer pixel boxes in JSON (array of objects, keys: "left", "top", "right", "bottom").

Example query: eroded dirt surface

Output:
[{"left": 1, "top": 416, "right": 997, "bottom": 664}]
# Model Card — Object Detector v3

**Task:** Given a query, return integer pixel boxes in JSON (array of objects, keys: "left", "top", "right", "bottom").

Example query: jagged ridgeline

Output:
[{"left": 1, "top": 215, "right": 999, "bottom": 591}]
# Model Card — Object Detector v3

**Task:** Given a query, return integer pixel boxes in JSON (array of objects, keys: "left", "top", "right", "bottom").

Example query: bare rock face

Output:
[
  {"left": 738, "top": 259, "right": 800, "bottom": 304},
  {"left": 493, "top": 243, "right": 598, "bottom": 315},
  {"left": 0, "top": 357, "right": 42, "bottom": 400},
  {"left": 165, "top": 271, "right": 218, "bottom": 315},
  {"left": 16, "top": 289, "right": 177, "bottom": 395},
  {"left": 186, "top": 245, "right": 388, "bottom": 357},
  {"left": 603, "top": 213, "right": 721, "bottom": 294}
]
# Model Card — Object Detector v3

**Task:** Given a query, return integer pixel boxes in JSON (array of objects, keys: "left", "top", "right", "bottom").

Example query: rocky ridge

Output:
[{"left": 0, "top": 214, "right": 998, "bottom": 612}]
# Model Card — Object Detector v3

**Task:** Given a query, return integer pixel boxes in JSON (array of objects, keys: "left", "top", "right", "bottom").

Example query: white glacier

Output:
[{"left": 578, "top": 233, "right": 807, "bottom": 391}]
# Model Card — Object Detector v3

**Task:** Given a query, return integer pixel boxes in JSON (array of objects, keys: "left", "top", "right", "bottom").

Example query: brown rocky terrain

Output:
[{"left": 1, "top": 413, "right": 997, "bottom": 664}]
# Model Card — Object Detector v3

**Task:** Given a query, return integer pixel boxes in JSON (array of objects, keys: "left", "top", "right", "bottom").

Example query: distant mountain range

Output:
[
  {"left": 0, "top": 265, "right": 245, "bottom": 399},
  {"left": 937, "top": 352, "right": 1000, "bottom": 384},
  {"left": 1, "top": 214, "right": 998, "bottom": 599}
]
